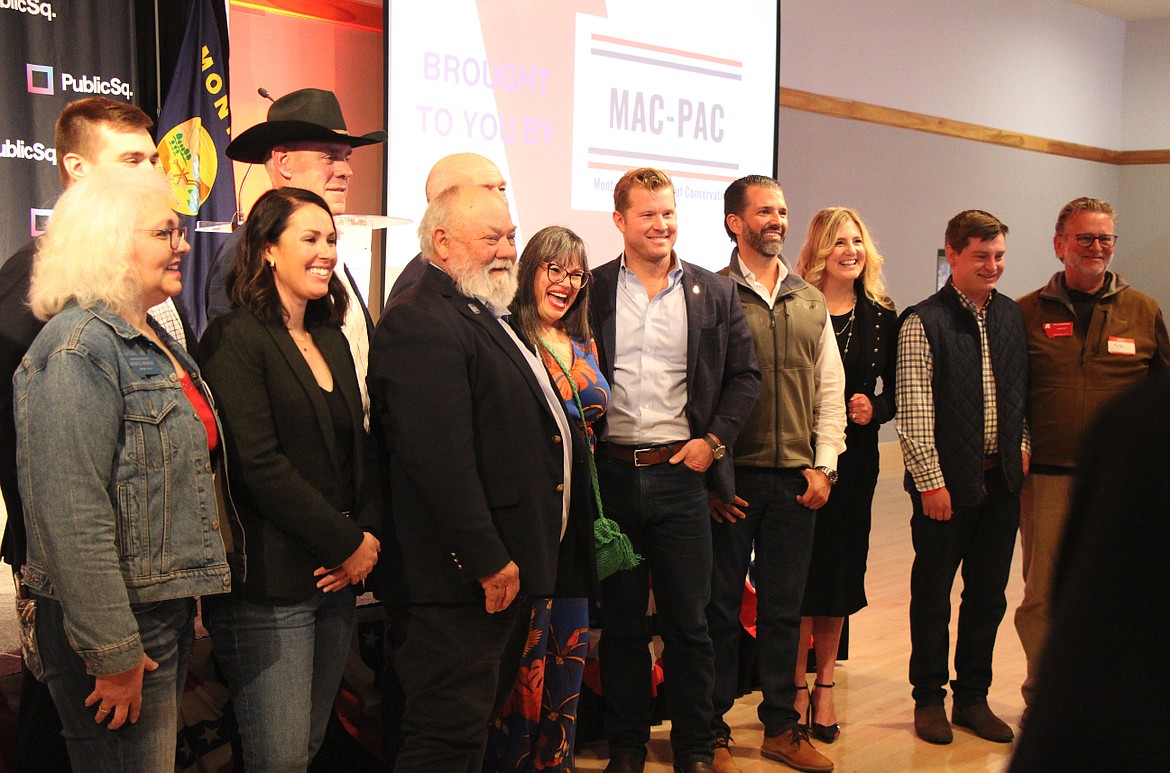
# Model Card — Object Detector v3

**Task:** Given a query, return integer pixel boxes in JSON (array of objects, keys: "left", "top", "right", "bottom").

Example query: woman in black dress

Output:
[{"left": 793, "top": 207, "right": 897, "bottom": 742}]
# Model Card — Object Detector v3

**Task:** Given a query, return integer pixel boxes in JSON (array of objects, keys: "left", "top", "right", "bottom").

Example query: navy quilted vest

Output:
[{"left": 905, "top": 284, "right": 1028, "bottom": 505}]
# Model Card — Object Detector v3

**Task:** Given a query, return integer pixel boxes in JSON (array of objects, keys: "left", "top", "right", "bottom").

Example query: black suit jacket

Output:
[
  {"left": 589, "top": 256, "right": 761, "bottom": 502},
  {"left": 1009, "top": 374, "right": 1170, "bottom": 771},
  {"left": 0, "top": 241, "right": 41, "bottom": 569},
  {"left": 200, "top": 310, "right": 376, "bottom": 602},
  {"left": 368, "top": 265, "right": 566, "bottom": 604},
  {"left": 386, "top": 253, "right": 427, "bottom": 305}
]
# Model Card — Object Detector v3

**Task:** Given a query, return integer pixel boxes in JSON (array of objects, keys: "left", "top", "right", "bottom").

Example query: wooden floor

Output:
[{"left": 574, "top": 442, "right": 1023, "bottom": 773}]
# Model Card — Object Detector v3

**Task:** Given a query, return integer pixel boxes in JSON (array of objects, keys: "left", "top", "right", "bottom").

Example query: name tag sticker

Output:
[
  {"left": 1107, "top": 336, "right": 1136, "bottom": 355},
  {"left": 126, "top": 351, "right": 162, "bottom": 377},
  {"left": 1043, "top": 322, "right": 1073, "bottom": 338}
]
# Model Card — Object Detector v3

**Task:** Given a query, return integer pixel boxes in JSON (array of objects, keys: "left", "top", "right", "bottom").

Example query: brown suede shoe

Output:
[
  {"left": 914, "top": 704, "right": 953, "bottom": 744},
  {"left": 953, "top": 702, "right": 1014, "bottom": 743},
  {"left": 760, "top": 725, "right": 834, "bottom": 772},
  {"left": 712, "top": 734, "right": 740, "bottom": 773}
]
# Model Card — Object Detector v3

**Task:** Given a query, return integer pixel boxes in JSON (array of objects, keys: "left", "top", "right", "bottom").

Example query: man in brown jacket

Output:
[{"left": 1015, "top": 196, "right": 1170, "bottom": 716}]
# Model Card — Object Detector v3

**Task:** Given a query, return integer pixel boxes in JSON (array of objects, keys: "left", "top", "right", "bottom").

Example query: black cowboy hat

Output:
[{"left": 226, "top": 88, "right": 387, "bottom": 164}]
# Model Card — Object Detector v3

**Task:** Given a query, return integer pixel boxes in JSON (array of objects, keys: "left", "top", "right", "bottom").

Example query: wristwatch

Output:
[
  {"left": 815, "top": 465, "right": 838, "bottom": 485},
  {"left": 703, "top": 434, "right": 727, "bottom": 460}
]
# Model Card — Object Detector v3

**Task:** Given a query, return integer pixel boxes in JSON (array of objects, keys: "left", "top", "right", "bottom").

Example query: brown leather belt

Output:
[
  {"left": 600, "top": 441, "right": 688, "bottom": 468},
  {"left": 982, "top": 454, "right": 1000, "bottom": 471}
]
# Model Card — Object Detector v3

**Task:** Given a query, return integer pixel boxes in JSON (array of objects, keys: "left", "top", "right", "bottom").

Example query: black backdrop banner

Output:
[{"left": 0, "top": 0, "right": 138, "bottom": 263}]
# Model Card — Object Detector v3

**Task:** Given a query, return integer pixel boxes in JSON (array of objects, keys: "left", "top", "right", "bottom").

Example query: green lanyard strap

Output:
[{"left": 540, "top": 338, "right": 642, "bottom": 580}]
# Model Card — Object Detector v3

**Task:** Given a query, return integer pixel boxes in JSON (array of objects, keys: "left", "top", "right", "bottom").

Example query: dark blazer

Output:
[
  {"left": 846, "top": 287, "right": 898, "bottom": 435},
  {"left": 386, "top": 253, "right": 427, "bottom": 304},
  {"left": 199, "top": 309, "right": 374, "bottom": 602},
  {"left": 1009, "top": 374, "right": 1170, "bottom": 772},
  {"left": 589, "top": 256, "right": 761, "bottom": 502},
  {"left": 0, "top": 241, "right": 41, "bottom": 569},
  {"left": 368, "top": 265, "right": 567, "bottom": 604}
]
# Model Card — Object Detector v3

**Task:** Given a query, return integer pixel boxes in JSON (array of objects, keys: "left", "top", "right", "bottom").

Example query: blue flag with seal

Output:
[{"left": 156, "top": 0, "right": 233, "bottom": 336}]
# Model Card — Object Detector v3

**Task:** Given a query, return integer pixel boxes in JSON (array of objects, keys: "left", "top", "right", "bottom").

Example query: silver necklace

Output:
[{"left": 833, "top": 306, "right": 856, "bottom": 357}]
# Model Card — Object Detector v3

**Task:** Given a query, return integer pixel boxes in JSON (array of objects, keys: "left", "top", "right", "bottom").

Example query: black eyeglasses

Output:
[
  {"left": 543, "top": 261, "right": 591, "bottom": 289},
  {"left": 139, "top": 226, "right": 188, "bottom": 250},
  {"left": 1072, "top": 233, "right": 1117, "bottom": 248}
]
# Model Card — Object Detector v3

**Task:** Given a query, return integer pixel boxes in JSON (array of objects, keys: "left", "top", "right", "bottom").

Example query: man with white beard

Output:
[{"left": 367, "top": 185, "right": 574, "bottom": 772}]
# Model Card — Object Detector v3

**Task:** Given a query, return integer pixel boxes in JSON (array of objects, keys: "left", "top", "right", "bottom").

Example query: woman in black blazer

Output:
[{"left": 199, "top": 187, "right": 380, "bottom": 771}]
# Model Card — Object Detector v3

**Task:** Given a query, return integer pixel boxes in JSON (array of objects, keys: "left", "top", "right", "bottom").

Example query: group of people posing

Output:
[{"left": 1, "top": 91, "right": 1165, "bottom": 773}]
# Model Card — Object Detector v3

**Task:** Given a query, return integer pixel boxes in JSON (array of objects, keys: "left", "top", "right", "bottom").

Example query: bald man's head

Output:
[{"left": 425, "top": 153, "right": 507, "bottom": 202}]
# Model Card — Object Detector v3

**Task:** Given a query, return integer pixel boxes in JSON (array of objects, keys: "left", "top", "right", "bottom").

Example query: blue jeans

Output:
[
  {"left": 33, "top": 593, "right": 195, "bottom": 773},
  {"left": 908, "top": 472, "right": 1019, "bottom": 707},
  {"left": 596, "top": 458, "right": 714, "bottom": 765},
  {"left": 707, "top": 467, "right": 815, "bottom": 737},
  {"left": 205, "top": 588, "right": 355, "bottom": 772}
]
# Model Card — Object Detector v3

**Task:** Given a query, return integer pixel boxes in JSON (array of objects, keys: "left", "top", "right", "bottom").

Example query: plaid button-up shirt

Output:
[{"left": 896, "top": 286, "right": 1030, "bottom": 493}]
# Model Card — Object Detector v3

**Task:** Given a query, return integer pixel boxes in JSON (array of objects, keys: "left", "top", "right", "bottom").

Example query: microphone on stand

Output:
[{"left": 232, "top": 87, "right": 277, "bottom": 229}]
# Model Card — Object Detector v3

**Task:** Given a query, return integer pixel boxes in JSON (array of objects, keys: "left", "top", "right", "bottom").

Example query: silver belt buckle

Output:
[{"left": 633, "top": 447, "right": 654, "bottom": 467}]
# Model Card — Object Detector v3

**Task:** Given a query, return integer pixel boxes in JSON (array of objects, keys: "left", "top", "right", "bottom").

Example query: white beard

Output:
[{"left": 452, "top": 257, "right": 519, "bottom": 313}]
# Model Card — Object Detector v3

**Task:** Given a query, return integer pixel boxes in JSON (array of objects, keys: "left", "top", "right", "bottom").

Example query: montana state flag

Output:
[{"left": 156, "top": 0, "right": 234, "bottom": 335}]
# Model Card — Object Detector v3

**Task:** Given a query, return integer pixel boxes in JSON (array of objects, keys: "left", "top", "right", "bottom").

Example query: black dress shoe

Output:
[
  {"left": 604, "top": 749, "right": 646, "bottom": 773},
  {"left": 673, "top": 763, "right": 715, "bottom": 773}
]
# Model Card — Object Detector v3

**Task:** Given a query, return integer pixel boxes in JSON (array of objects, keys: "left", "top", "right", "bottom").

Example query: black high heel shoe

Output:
[
  {"left": 809, "top": 681, "right": 840, "bottom": 743},
  {"left": 794, "top": 682, "right": 810, "bottom": 729}
]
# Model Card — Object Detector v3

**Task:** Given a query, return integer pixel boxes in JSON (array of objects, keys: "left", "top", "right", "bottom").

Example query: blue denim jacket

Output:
[{"left": 14, "top": 301, "right": 233, "bottom": 676}]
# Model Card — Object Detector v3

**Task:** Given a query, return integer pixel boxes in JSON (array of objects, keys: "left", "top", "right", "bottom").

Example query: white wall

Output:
[
  {"left": 780, "top": 0, "right": 1126, "bottom": 149},
  {"left": 1121, "top": 18, "right": 1170, "bottom": 149},
  {"left": 1117, "top": 164, "right": 1170, "bottom": 307},
  {"left": 778, "top": 108, "right": 1121, "bottom": 313},
  {"left": 778, "top": 0, "right": 1170, "bottom": 315}
]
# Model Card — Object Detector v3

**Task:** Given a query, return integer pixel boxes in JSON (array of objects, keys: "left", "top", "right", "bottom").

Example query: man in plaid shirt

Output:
[{"left": 896, "top": 210, "right": 1029, "bottom": 747}]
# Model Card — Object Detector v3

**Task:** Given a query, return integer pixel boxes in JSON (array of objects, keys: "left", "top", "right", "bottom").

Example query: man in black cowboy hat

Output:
[{"left": 202, "top": 88, "right": 385, "bottom": 409}]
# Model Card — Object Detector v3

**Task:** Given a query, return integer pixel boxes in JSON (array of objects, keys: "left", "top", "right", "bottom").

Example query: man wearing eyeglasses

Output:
[{"left": 1014, "top": 197, "right": 1170, "bottom": 719}]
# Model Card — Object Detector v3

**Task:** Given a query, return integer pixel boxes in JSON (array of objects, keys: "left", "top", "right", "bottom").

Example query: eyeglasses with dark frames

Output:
[
  {"left": 138, "top": 226, "right": 188, "bottom": 250},
  {"left": 1071, "top": 233, "right": 1117, "bottom": 248},
  {"left": 543, "top": 261, "right": 591, "bottom": 288}
]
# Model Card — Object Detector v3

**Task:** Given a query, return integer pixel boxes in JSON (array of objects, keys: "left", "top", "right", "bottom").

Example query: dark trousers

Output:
[
  {"left": 13, "top": 664, "right": 72, "bottom": 772},
  {"left": 392, "top": 600, "right": 529, "bottom": 773},
  {"left": 909, "top": 472, "right": 1019, "bottom": 707},
  {"left": 708, "top": 467, "right": 815, "bottom": 737},
  {"left": 596, "top": 458, "right": 714, "bottom": 765}
]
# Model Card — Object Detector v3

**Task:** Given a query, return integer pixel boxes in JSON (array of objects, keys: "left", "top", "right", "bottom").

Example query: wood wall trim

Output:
[{"left": 780, "top": 88, "right": 1170, "bottom": 166}]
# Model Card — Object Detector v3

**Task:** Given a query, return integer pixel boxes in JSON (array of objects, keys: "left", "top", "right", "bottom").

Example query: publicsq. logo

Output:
[
  {"left": 30, "top": 208, "right": 53, "bottom": 238},
  {"left": 25, "top": 64, "right": 134, "bottom": 98},
  {"left": 158, "top": 118, "right": 219, "bottom": 216},
  {"left": 1, "top": 0, "right": 57, "bottom": 21},
  {"left": 0, "top": 137, "right": 56, "bottom": 165},
  {"left": 26, "top": 63, "right": 54, "bottom": 95}
]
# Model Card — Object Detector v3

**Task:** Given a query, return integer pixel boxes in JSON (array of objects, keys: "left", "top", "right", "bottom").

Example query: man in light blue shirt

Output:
[{"left": 590, "top": 168, "right": 760, "bottom": 773}]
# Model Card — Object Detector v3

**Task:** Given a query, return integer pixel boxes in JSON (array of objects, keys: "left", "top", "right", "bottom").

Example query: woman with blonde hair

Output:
[
  {"left": 15, "top": 166, "right": 231, "bottom": 771},
  {"left": 793, "top": 207, "right": 897, "bottom": 742}
]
